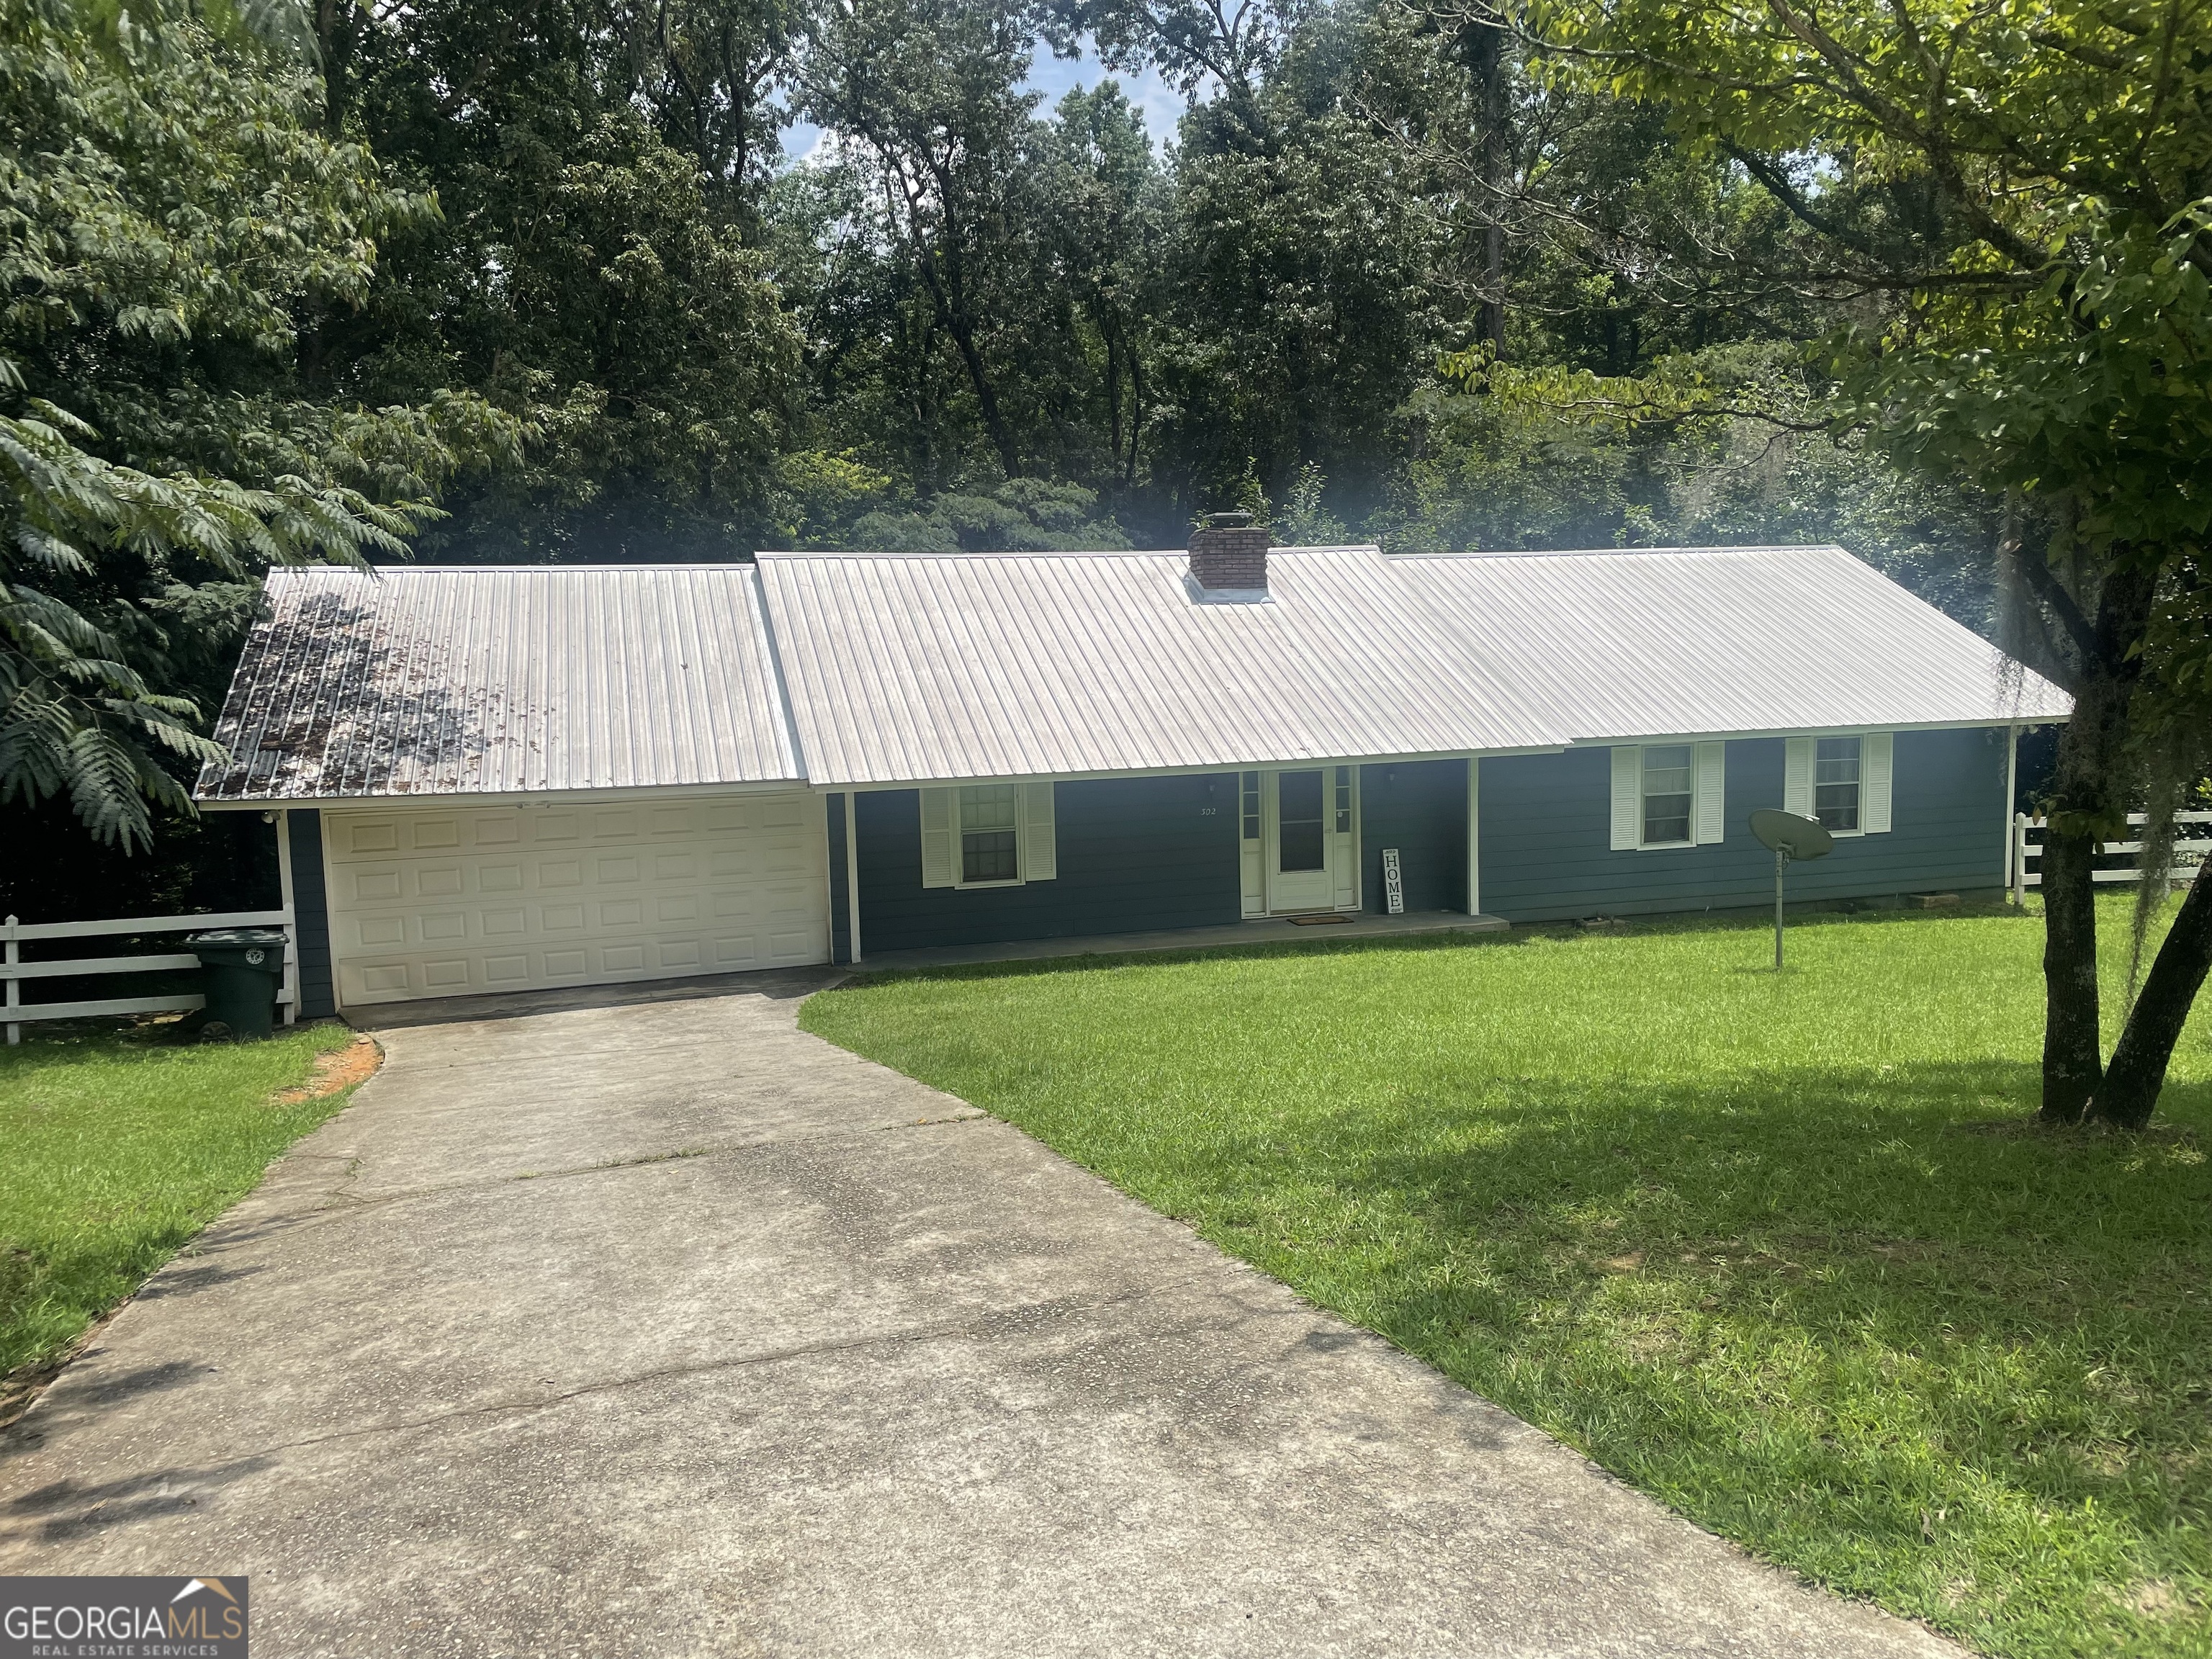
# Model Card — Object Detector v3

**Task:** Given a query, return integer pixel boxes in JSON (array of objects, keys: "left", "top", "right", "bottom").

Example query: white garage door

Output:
[{"left": 323, "top": 793, "right": 830, "bottom": 1006}]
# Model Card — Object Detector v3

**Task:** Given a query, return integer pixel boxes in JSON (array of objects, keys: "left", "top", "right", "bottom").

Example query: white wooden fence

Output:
[
  {"left": 3, "top": 909, "right": 297, "bottom": 1045},
  {"left": 2011, "top": 811, "right": 2212, "bottom": 904}
]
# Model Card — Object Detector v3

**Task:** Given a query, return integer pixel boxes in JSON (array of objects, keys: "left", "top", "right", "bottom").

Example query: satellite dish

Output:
[
  {"left": 1748, "top": 809, "right": 1834, "bottom": 970},
  {"left": 1750, "top": 809, "right": 1834, "bottom": 862}
]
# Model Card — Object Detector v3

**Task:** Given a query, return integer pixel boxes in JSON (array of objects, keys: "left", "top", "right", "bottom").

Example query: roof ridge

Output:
[
  {"left": 753, "top": 544, "right": 1385, "bottom": 561},
  {"left": 1388, "top": 544, "right": 1845, "bottom": 561},
  {"left": 310, "top": 562, "right": 759, "bottom": 573}
]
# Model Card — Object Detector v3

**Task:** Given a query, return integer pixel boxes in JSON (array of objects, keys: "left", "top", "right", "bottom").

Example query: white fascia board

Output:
[
  {"left": 810, "top": 745, "right": 1570, "bottom": 793},
  {"left": 1563, "top": 716, "right": 2068, "bottom": 748}
]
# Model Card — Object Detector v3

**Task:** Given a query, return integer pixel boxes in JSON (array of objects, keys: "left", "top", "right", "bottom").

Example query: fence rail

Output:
[
  {"left": 2012, "top": 811, "right": 2212, "bottom": 903},
  {"left": 4, "top": 909, "right": 297, "bottom": 1044}
]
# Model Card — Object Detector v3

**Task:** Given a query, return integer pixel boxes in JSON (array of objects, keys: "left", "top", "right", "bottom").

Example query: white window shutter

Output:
[
  {"left": 1694, "top": 742, "right": 1725, "bottom": 844},
  {"left": 919, "top": 788, "right": 956, "bottom": 887},
  {"left": 1784, "top": 738, "right": 1815, "bottom": 817},
  {"left": 1610, "top": 747, "right": 1640, "bottom": 850},
  {"left": 1019, "top": 781, "right": 1057, "bottom": 880},
  {"left": 1863, "top": 732, "right": 1894, "bottom": 833}
]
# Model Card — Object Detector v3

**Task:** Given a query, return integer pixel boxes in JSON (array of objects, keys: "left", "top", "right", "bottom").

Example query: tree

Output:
[
  {"left": 1039, "top": 83, "right": 1166, "bottom": 487},
  {"left": 1516, "top": 0, "right": 2212, "bottom": 1125},
  {"left": 1148, "top": 1, "right": 1460, "bottom": 513},
  {"left": 323, "top": 0, "right": 807, "bottom": 559},
  {"left": 0, "top": 0, "right": 510, "bottom": 848},
  {"left": 801, "top": 0, "right": 1045, "bottom": 480}
]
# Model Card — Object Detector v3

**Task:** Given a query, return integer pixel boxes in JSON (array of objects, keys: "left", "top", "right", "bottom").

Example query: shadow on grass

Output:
[{"left": 1200, "top": 1057, "right": 2212, "bottom": 1642}]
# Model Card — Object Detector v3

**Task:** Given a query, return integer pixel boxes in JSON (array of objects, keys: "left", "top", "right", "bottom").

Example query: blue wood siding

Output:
[
  {"left": 855, "top": 775, "right": 1241, "bottom": 952},
  {"left": 1359, "top": 759, "right": 1470, "bottom": 913},
  {"left": 827, "top": 794, "right": 854, "bottom": 964},
  {"left": 1478, "top": 728, "right": 2011, "bottom": 922},
  {"left": 287, "top": 808, "right": 338, "bottom": 1018}
]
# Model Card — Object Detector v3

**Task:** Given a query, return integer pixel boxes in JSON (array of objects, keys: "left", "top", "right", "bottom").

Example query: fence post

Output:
[
  {"left": 5, "top": 915, "right": 18, "bottom": 1046},
  {"left": 2013, "top": 814, "right": 2028, "bottom": 907}
]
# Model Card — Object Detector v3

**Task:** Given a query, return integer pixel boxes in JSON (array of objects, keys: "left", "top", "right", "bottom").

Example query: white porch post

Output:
[
  {"left": 2002, "top": 724, "right": 2020, "bottom": 900},
  {"left": 845, "top": 791, "right": 863, "bottom": 964},
  {"left": 1465, "top": 757, "right": 1482, "bottom": 917},
  {"left": 275, "top": 809, "right": 299, "bottom": 1023}
]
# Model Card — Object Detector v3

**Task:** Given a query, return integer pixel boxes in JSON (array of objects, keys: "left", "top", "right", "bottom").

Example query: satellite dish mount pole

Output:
[
  {"left": 1748, "top": 809, "right": 1833, "bottom": 976},
  {"left": 1773, "top": 846, "right": 1788, "bottom": 971}
]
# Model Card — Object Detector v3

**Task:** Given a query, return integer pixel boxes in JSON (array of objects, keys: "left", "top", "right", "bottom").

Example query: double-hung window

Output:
[
  {"left": 1611, "top": 742, "right": 1725, "bottom": 850},
  {"left": 1813, "top": 737, "right": 1861, "bottom": 831},
  {"left": 958, "top": 783, "right": 1020, "bottom": 884},
  {"left": 1783, "top": 732, "right": 1893, "bottom": 835},
  {"left": 1640, "top": 745, "right": 1694, "bottom": 846},
  {"left": 919, "top": 782, "right": 1058, "bottom": 889}
]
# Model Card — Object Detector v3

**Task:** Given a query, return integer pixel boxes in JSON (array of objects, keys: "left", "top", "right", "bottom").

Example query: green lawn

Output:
[
  {"left": 802, "top": 899, "right": 2212, "bottom": 1659},
  {"left": 0, "top": 1022, "right": 364, "bottom": 1400}
]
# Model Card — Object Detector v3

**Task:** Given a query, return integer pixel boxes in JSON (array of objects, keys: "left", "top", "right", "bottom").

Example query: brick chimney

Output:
[{"left": 1187, "top": 511, "right": 1269, "bottom": 596}]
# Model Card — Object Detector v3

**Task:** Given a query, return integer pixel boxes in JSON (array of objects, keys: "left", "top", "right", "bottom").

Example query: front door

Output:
[{"left": 1267, "top": 768, "right": 1335, "bottom": 912}]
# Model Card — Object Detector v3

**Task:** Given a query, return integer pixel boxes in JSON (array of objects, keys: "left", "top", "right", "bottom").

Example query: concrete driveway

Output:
[{"left": 0, "top": 973, "right": 1958, "bottom": 1658}]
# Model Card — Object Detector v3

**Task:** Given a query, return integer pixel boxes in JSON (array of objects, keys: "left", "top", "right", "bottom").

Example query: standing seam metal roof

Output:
[
  {"left": 1390, "top": 545, "right": 2071, "bottom": 743},
  {"left": 197, "top": 544, "right": 2072, "bottom": 804},
  {"left": 194, "top": 565, "right": 804, "bottom": 802},
  {"left": 752, "top": 547, "right": 1564, "bottom": 788}
]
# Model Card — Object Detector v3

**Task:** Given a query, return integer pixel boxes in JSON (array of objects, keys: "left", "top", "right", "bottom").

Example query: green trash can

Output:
[{"left": 185, "top": 927, "right": 287, "bottom": 1040}]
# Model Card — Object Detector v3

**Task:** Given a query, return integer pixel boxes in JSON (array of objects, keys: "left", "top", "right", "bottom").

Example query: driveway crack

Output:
[
  {"left": 210, "top": 1112, "right": 994, "bottom": 1236},
  {"left": 206, "top": 1280, "right": 1203, "bottom": 1459}
]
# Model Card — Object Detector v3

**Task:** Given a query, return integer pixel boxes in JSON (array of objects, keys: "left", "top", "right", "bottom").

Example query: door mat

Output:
[{"left": 1287, "top": 912, "right": 1355, "bottom": 926}]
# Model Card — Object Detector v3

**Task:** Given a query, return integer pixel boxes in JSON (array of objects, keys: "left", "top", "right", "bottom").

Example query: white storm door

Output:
[
  {"left": 1266, "top": 768, "right": 1336, "bottom": 913},
  {"left": 325, "top": 791, "right": 830, "bottom": 1006}
]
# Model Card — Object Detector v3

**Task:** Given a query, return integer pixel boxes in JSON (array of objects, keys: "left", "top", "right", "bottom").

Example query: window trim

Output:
[
  {"left": 953, "top": 782, "right": 1025, "bottom": 889},
  {"left": 1637, "top": 743, "right": 1696, "bottom": 850},
  {"left": 920, "top": 782, "right": 1057, "bottom": 891},
  {"left": 1613, "top": 742, "right": 1727, "bottom": 853},
  {"left": 1812, "top": 734, "right": 1866, "bottom": 838}
]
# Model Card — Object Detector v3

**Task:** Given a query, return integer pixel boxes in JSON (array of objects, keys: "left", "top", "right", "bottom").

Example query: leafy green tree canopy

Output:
[{"left": 0, "top": 0, "right": 512, "bottom": 847}]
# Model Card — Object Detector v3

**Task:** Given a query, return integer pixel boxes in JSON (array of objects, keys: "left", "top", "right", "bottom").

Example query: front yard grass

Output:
[
  {"left": 802, "top": 899, "right": 2212, "bottom": 1659},
  {"left": 0, "top": 1022, "right": 365, "bottom": 1408}
]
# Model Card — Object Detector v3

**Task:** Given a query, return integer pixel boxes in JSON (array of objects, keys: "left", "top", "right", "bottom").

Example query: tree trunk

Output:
[
  {"left": 1125, "top": 347, "right": 1146, "bottom": 486},
  {"left": 945, "top": 312, "right": 1021, "bottom": 480},
  {"left": 2030, "top": 559, "right": 2157, "bottom": 1121},
  {"left": 2038, "top": 824, "right": 2103, "bottom": 1123},
  {"left": 1460, "top": 19, "right": 1509, "bottom": 354},
  {"left": 1105, "top": 328, "right": 1123, "bottom": 476},
  {"left": 2087, "top": 866, "right": 2212, "bottom": 1129}
]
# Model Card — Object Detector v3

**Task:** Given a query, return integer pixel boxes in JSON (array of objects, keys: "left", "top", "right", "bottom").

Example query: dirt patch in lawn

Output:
[{"left": 272, "top": 1034, "right": 382, "bottom": 1104}]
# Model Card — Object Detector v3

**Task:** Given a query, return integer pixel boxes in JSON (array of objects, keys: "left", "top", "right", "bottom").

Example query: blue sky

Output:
[{"left": 781, "top": 40, "right": 1190, "bottom": 162}]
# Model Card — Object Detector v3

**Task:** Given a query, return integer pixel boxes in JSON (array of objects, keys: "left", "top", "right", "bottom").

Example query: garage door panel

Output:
[{"left": 328, "top": 792, "right": 830, "bottom": 1005}]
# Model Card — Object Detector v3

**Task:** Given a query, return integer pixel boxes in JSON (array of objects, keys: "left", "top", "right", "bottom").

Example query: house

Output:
[{"left": 194, "top": 525, "right": 2069, "bottom": 1014}]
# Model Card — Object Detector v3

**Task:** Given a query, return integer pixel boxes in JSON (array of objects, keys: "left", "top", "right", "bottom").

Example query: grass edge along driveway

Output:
[
  {"left": 1, "top": 1021, "right": 367, "bottom": 1417},
  {"left": 802, "top": 901, "right": 2212, "bottom": 1659}
]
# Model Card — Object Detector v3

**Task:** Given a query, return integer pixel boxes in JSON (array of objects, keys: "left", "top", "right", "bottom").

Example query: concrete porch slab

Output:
[{"left": 859, "top": 907, "right": 1509, "bottom": 972}]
